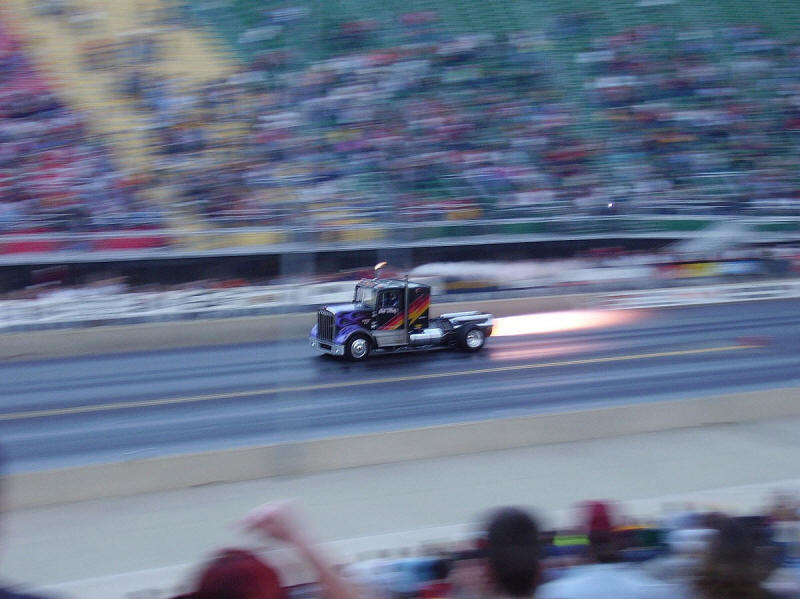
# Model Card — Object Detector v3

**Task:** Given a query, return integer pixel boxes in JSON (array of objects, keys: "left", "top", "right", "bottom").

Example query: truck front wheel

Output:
[
  {"left": 345, "top": 334, "right": 371, "bottom": 361},
  {"left": 459, "top": 326, "right": 485, "bottom": 352}
]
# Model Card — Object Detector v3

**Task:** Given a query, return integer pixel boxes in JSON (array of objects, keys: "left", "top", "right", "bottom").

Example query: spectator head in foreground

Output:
[
  {"left": 694, "top": 517, "right": 777, "bottom": 599},
  {"left": 178, "top": 500, "right": 363, "bottom": 599},
  {"left": 172, "top": 548, "right": 284, "bottom": 599},
  {"left": 174, "top": 501, "right": 359, "bottom": 599},
  {"left": 480, "top": 506, "right": 541, "bottom": 598}
]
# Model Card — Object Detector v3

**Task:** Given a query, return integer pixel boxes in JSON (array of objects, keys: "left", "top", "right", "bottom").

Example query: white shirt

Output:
[{"left": 536, "top": 563, "right": 682, "bottom": 599}]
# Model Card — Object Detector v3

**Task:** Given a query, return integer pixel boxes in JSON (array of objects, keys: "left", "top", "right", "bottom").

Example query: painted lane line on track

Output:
[{"left": 0, "top": 345, "right": 757, "bottom": 422}]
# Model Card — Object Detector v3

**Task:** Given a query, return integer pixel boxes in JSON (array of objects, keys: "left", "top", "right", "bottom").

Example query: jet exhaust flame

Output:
[{"left": 492, "top": 310, "right": 643, "bottom": 337}]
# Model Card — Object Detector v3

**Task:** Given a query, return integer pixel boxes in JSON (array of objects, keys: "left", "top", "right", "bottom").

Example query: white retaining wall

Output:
[{"left": 3, "top": 278, "right": 800, "bottom": 333}]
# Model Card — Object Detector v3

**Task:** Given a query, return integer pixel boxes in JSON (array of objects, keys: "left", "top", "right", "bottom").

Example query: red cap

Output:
[{"left": 187, "top": 548, "right": 285, "bottom": 599}]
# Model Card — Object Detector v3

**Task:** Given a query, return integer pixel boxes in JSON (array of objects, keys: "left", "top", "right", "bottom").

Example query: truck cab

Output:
[{"left": 310, "top": 274, "right": 492, "bottom": 361}]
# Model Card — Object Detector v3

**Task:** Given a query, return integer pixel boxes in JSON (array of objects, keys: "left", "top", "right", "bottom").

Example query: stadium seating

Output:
[
  {"left": 0, "top": 14, "right": 165, "bottom": 233},
  {"left": 3, "top": 0, "right": 800, "bottom": 237},
  {"left": 183, "top": 0, "right": 800, "bottom": 224}
]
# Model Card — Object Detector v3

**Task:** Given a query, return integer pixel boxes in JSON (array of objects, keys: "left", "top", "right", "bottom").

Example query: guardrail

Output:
[
  {"left": 0, "top": 278, "right": 444, "bottom": 332},
  {"left": 3, "top": 271, "right": 800, "bottom": 333},
  {"left": 600, "top": 280, "right": 800, "bottom": 309},
  {"left": 0, "top": 284, "right": 334, "bottom": 331}
]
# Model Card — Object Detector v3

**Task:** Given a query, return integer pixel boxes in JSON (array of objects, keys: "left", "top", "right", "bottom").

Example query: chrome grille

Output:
[{"left": 317, "top": 309, "right": 335, "bottom": 342}]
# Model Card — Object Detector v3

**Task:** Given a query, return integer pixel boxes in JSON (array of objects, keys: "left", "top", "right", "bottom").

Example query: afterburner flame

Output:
[{"left": 492, "top": 310, "right": 642, "bottom": 337}]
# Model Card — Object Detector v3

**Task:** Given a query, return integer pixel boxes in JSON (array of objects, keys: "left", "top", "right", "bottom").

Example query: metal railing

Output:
[{"left": 1, "top": 216, "right": 800, "bottom": 264}]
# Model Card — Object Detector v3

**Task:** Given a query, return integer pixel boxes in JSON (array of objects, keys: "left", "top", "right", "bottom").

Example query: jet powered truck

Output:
[{"left": 310, "top": 264, "right": 494, "bottom": 361}]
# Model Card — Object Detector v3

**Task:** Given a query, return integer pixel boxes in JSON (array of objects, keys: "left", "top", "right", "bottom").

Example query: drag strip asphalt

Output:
[{"left": 1, "top": 299, "right": 799, "bottom": 472}]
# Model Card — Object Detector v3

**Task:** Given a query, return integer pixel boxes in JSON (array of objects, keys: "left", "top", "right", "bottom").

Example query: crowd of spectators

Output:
[
  {"left": 577, "top": 21, "right": 800, "bottom": 217},
  {"left": 160, "top": 496, "right": 800, "bottom": 599},
  {"left": 19, "top": 467, "right": 798, "bottom": 598},
  {"left": 10, "top": 485, "right": 759, "bottom": 599},
  {"left": 5, "top": 2, "right": 800, "bottom": 235},
  {"left": 0, "top": 17, "right": 161, "bottom": 234},
  {"left": 93, "top": 3, "right": 800, "bottom": 227}
]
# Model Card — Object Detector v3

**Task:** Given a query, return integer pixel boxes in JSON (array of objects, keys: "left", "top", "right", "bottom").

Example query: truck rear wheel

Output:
[
  {"left": 459, "top": 326, "right": 485, "bottom": 352},
  {"left": 345, "top": 334, "right": 371, "bottom": 361}
]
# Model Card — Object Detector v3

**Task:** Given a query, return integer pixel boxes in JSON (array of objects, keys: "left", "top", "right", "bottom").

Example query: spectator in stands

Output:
[
  {"left": 691, "top": 516, "right": 781, "bottom": 599},
  {"left": 0, "top": 447, "right": 53, "bottom": 599},
  {"left": 172, "top": 501, "right": 359, "bottom": 599},
  {"left": 469, "top": 506, "right": 542, "bottom": 599},
  {"left": 171, "top": 549, "right": 283, "bottom": 599},
  {"left": 419, "top": 558, "right": 452, "bottom": 599},
  {"left": 536, "top": 501, "right": 673, "bottom": 599},
  {"left": 643, "top": 524, "right": 715, "bottom": 586}
]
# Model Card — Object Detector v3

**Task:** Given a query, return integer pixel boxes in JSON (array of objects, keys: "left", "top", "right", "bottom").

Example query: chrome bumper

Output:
[{"left": 310, "top": 336, "right": 345, "bottom": 356}]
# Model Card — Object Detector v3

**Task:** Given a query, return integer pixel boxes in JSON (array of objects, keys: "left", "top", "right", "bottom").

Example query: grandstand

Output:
[
  {"left": 185, "top": 0, "right": 800, "bottom": 223},
  {"left": 1, "top": 0, "right": 240, "bottom": 238},
  {"left": 0, "top": 12, "right": 158, "bottom": 233},
  {"left": 2, "top": 0, "right": 800, "bottom": 249}
]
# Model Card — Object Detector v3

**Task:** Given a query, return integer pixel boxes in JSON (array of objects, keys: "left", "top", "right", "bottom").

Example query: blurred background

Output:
[
  {"left": 2, "top": 1, "right": 800, "bottom": 598},
  {"left": 1, "top": 0, "right": 800, "bottom": 298}
]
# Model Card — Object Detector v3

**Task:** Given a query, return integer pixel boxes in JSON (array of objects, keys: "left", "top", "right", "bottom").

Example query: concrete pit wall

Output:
[{"left": 7, "top": 386, "right": 800, "bottom": 510}]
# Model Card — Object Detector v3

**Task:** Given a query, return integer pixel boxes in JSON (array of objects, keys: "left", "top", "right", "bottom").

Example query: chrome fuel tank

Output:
[{"left": 408, "top": 327, "right": 444, "bottom": 346}]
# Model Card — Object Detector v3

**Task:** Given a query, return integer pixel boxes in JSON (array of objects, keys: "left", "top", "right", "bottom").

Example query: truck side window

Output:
[
  {"left": 355, "top": 286, "right": 375, "bottom": 307},
  {"left": 383, "top": 291, "right": 399, "bottom": 308}
]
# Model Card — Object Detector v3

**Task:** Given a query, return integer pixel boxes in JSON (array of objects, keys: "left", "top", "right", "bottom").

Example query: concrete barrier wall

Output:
[{"left": 8, "top": 386, "right": 800, "bottom": 510}]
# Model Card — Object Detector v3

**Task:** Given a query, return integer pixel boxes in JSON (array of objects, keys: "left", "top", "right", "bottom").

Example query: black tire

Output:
[
  {"left": 345, "top": 334, "right": 371, "bottom": 361},
  {"left": 458, "top": 325, "right": 485, "bottom": 352}
]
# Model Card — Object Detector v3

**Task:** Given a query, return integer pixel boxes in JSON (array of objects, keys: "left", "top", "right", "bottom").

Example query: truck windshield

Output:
[{"left": 354, "top": 285, "right": 376, "bottom": 308}]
